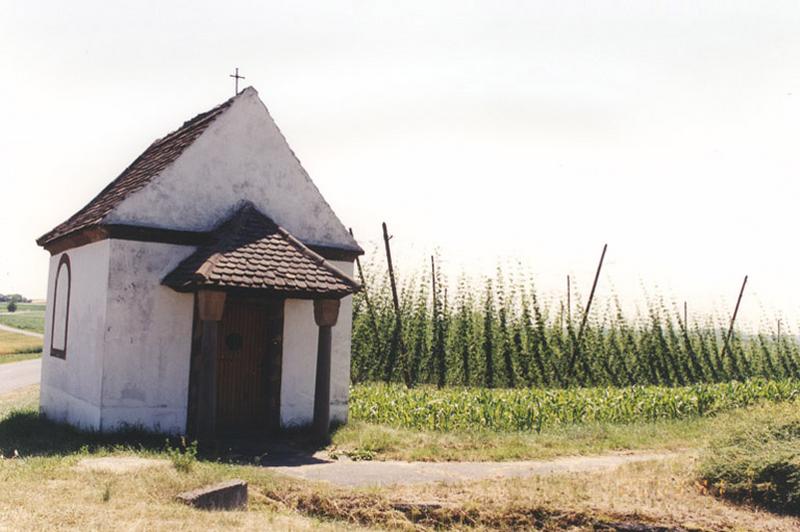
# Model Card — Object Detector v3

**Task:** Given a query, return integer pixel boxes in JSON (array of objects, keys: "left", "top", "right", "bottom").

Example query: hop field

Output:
[
  {"left": 349, "top": 380, "right": 800, "bottom": 432},
  {"left": 351, "top": 257, "right": 800, "bottom": 389}
]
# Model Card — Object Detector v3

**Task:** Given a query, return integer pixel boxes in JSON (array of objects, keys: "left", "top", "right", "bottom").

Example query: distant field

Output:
[
  {"left": 0, "top": 311, "right": 45, "bottom": 335},
  {"left": 0, "top": 329, "right": 42, "bottom": 357},
  {"left": 15, "top": 303, "right": 46, "bottom": 312}
]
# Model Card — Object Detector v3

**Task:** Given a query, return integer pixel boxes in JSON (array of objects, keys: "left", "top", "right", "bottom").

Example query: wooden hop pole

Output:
[
  {"left": 382, "top": 222, "right": 409, "bottom": 385},
  {"left": 560, "top": 275, "right": 571, "bottom": 333},
  {"left": 564, "top": 244, "right": 608, "bottom": 384},
  {"left": 721, "top": 275, "right": 748, "bottom": 366},
  {"left": 684, "top": 301, "right": 688, "bottom": 329}
]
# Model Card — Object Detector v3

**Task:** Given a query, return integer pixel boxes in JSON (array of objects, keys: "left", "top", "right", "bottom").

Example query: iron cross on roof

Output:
[{"left": 229, "top": 68, "right": 245, "bottom": 95}]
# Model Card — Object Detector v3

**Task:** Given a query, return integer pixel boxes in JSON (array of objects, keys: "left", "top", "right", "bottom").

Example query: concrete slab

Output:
[{"left": 267, "top": 451, "right": 674, "bottom": 487}]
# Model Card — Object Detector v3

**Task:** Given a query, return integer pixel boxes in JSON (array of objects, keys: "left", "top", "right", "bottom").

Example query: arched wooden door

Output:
[{"left": 215, "top": 297, "right": 283, "bottom": 435}]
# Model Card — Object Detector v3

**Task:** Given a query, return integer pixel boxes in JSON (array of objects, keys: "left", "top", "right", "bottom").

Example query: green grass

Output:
[
  {"left": 699, "top": 402, "right": 800, "bottom": 515},
  {"left": 15, "top": 303, "right": 46, "bottom": 312},
  {"left": 0, "top": 352, "right": 41, "bottom": 365},
  {"left": 336, "top": 396, "right": 800, "bottom": 464},
  {"left": 0, "top": 311, "right": 45, "bottom": 334},
  {"left": 332, "top": 418, "right": 706, "bottom": 462}
]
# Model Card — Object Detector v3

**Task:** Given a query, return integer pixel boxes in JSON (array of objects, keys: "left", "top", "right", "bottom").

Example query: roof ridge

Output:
[
  {"left": 275, "top": 224, "right": 360, "bottom": 291},
  {"left": 163, "top": 203, "right": 360, "bottom": 297},
  {"left": 149, "top": 94, "right": 236, "bottom": 149}
]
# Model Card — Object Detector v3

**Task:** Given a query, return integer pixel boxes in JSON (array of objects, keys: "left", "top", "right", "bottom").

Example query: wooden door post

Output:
[
  {"left": 313, "top": 299, "right": 340, "bottom": 440},
  {"left": 196, "top": 290, "right": 226, "bottom": 440}
]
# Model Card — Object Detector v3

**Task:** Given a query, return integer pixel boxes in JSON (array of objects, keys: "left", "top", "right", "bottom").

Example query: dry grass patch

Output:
[
  {"left": 0, "top": 387, "right": 367, "bottom": 531},
  {"left": 264, "top": 485, "right": 687, "bottom": 531},
  {"left": 0, "top": 329, "right": 42, "bottom": 356},
  {"left": 0, "top": 454, "right": 374, "bottom": 531},
  {"left": 385, "top": 455, "right": 800, "bottom": 531}
]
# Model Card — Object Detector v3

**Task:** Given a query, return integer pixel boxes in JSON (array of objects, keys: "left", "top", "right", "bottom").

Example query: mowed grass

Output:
[
  {"left": 0, "top": 387, "right": 356, "bottom": 531},
  {"left": 0, "top": 330, "right": 42, "bottom": 358},
  {"left": 0, "top": 311, "right": 45, "bottom": 335},
  {"left": 334, "top": 398, "right": 800, "bottom": 463},
  {"left": 332, "top": 418, "right": 704, "bottom": 462}
]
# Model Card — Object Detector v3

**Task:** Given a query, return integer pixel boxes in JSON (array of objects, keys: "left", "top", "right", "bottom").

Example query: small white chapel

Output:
[{"left": 36, "top": 87, "right": 362, "bottom": 438}]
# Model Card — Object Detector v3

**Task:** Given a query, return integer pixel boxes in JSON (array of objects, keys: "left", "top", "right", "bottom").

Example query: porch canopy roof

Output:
[{"left": 163, "top": 203, "right": 360, "bottom": 299}]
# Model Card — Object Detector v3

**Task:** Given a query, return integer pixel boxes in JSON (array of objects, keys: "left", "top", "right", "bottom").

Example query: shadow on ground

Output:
[{"left": 0, "top": 409, "right": 330, "bottom": 467}]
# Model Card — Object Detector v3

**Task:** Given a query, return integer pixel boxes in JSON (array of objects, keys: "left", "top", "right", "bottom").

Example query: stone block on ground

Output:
[{"left": 177, "top": 479, "right": 248, "bottom": 510}]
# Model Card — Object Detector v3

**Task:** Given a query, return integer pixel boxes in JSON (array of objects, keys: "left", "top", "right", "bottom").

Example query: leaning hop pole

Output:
[
  {"left": 720, "top": 275, "right": 748, "bottom": 379},
  {"left": 564, "top": 244, "right": 608, "bottom": 385},
  {"left": 382, "top": 222, "right": 410, "bottom": 385}
]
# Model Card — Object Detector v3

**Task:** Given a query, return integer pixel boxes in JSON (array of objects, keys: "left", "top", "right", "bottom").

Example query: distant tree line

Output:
[{"left": 0, "top": 294, "right": 31, "bottom": 303}]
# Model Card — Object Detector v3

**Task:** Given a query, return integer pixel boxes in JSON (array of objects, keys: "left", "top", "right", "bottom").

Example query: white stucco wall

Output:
[
  {"left": 329, "top": 261, "right": 355, "bottom": 425},
  {"left": 279, "top": 260, "right": 355, "bottom": 428},
  {"left": 99, "top": 240, "right": 196, "bottom": 434},
  {"left": 280, "top": 299, "right": 318, "bottom": 427},
  {"left": 40, "top": 240, "right": 110, "bottom": 430},
  {"left": 106, "top": 87, "right": 360, "bottom": 254}
]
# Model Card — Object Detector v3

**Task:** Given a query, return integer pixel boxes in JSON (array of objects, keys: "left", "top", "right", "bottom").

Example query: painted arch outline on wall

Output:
[{"left": 50, "top": 254, "right": 71, "bottom": 359}]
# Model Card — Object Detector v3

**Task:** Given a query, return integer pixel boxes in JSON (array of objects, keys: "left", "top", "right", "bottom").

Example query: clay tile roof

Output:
[
  {"left": 163, "top": 203, "right": 360, "bottom": 298},
  {"left": 36, "top": 95, "right": 237, "bottom": 247}
]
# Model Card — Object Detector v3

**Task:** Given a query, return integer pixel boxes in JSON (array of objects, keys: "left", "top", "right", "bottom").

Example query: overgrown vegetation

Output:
[
  {"left": 351, "top": 258, "right": 798, "bottom": 388},
  {"left": 700, "top": 402, "right": 800, "bottom": 515},
  {"left": 164, "top": 437, "right": 199, "bottom": 473}
]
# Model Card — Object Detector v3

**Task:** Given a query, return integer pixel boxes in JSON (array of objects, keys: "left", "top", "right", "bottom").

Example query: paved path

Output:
[
  {"left": 268, "top": 451, "right": 673, "bottom": 487},
  {"left": 0, "top": 359, "right": 41, "bottom": 395},
  {"left": 0, "top": 323, "right": 44, "bottom": 339}
]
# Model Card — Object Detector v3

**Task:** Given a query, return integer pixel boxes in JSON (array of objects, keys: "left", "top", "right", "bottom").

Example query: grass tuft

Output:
[{"left": 699, "top": 402, "right": 800, "bottom": 514}]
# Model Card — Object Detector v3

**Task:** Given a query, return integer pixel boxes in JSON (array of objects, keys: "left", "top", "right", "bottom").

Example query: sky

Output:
[{"left": 2, "top": 1, "right": 800, "bottom": 328}]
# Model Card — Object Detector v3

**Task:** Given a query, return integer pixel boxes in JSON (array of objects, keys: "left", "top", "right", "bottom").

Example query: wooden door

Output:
[{"left": 216, "top": 298, "right": 283, "bottom": 435}]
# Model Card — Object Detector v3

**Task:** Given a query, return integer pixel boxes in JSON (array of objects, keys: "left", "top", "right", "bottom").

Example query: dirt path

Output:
[
  {"left": 267, "top": 451, "right": 675, "bottom": 487},
  {"left": 0, "top": 359, "right": 41, "bottom": 395},
  {"left": 0, "top": 323, "right": 43, "bottom": 339}
]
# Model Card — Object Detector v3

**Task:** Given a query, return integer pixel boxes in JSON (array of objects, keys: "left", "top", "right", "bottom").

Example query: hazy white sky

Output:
[{"left": 2, "top": 1, "right": 800, "bottom": 327}]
